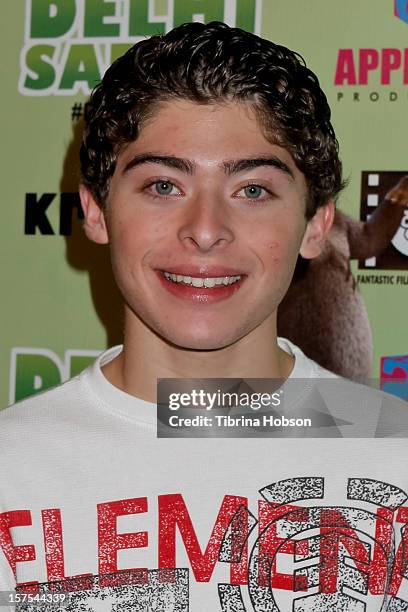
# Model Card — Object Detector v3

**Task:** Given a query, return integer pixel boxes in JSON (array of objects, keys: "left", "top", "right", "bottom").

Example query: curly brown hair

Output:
[{"left": 80, "top": 21, "right": 345, "bottom": 217}]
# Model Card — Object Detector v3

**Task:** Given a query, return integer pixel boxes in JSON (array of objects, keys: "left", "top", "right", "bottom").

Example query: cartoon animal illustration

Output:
[{"left": 278, "top": 177, "right": 408, "bottom": 379}]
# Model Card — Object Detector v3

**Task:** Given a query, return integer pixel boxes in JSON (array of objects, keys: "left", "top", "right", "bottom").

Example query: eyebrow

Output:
[
  {"left": 123, "top": 154, "right": 194, "bottom": 175},
  {"left": 123, "top": 154, "right": 294, "bottom": 180},
  {"left": 224, "top": 157, "right": 294, "bottom": 179}
]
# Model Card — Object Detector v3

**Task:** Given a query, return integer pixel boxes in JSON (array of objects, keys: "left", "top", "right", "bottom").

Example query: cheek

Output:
[
  {"left": 252, "top": 210, "right": 305, "bottom": 255},
  {"left": 256, "top": 230, "right": 303, "bottom": 294},
  {"left": 109, "top": 220, "right": 144, "bottom": 275},
  {"left": 268, "top": 240, "right": 281, "bottom": 260},
  {"left": 264, "top": 238, "right": 298, "bottom": 266},
  {"left": 109, "top": 206, "right": 156, "bottom": 251}
]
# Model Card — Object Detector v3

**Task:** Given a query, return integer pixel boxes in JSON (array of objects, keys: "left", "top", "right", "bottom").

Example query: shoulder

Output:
[
  {"left": 278, "top": 337, "right": 408, "bottom": 436},
  {"left": 278, "top": 336, "right": 337, "bottom": 379},
  {"left": 310, "top": 377, "right": 408, "bottom": 437},
  {"left": 0, "top": 373, "right": 88, "bottom": 429},
  {"left": 0, "top": 345, "right": 123, "bottom": 429},
  {"left": 0, "top": 374, "right": 89, "bottom": 461}
]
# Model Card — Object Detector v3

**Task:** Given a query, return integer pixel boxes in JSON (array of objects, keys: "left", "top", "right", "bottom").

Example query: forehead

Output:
[{"left": 116, "top": 99, "right": 304, "bottom": 183}]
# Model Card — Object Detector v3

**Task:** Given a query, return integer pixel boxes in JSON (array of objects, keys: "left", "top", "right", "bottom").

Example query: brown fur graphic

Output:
[{"left": 278, "top": 177, "right": 408, "bottom": 379}]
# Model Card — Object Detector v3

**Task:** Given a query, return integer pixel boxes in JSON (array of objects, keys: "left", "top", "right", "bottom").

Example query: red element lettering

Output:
[
  {"left": 97, "top": 498, "right": 148, "bottom": 575},
  {"left": 359, "top": 49, "right": 379, "bottom": 85},
  {"left": 158, "top": 494, "right": 247, "bottom": 583},
  {"left": 0, "top": 513, "right": 17, "bottom": 576},
  {"left": 42, "top": 510, "right": 64, "bottom": 581},
  {"left": 0, "top": 511, "right": 36, "bottom": 578},
  {"left": 319, "top": 508, "right": 371, "bottom": 594},
  {"left": 368, "top": 508, "right": 394, "bottom": 595},
  {"left": 15, "top": 582, "right": 40, "bottom": 595},
  {"left": 318, "top": 531, "right": 339, "bottom": 594},
  {"left": 388, "top": 507, "right": 408, "bottom": 597},
  {"left": 42, "top": 509, "right": 92, "bottom": 590},
  {"left": 334, "top": 49, "right": 356, "bottom": 85},
  {"left": 381, "top": 49, "right": 402, "bottom": 84},
  {"left": 258, "top": 501, "right": 309, "bottom": 591}
]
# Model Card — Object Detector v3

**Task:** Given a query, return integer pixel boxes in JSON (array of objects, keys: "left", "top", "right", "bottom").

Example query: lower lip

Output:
[{"left": 156, "top": 272, "right": 246, "bottom": 303}]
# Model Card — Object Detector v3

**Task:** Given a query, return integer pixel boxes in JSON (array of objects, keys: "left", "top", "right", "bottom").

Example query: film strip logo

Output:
[{"left": 359, "top": 171, "right": 408, "bottom": 270}]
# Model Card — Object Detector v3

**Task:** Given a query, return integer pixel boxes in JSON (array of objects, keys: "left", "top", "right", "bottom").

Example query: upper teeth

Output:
[{"left": 163, "top": 272, "right": 241, "bottom": 287}]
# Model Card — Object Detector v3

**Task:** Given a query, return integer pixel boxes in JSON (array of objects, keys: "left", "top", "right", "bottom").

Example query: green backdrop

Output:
[{"left": 1, "top": 0, "right": 407, "bottom": 408}]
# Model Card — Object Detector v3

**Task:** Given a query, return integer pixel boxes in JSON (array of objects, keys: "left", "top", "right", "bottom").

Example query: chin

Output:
[{"left": 159, "top": 326, "right": 241, "bottom": 352}]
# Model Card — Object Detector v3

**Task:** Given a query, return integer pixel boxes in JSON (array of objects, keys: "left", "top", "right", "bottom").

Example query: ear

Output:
[
  {"left": 79, "top": 184, "right": 109, "bottom": 244},
  {"left": 299, "top": 201, "right": 335, "bottom": 259}
]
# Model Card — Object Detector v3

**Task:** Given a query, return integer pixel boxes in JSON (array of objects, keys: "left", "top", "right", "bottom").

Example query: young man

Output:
[{"left": 1, "top": 22, "right": 408, "bottom": 611}]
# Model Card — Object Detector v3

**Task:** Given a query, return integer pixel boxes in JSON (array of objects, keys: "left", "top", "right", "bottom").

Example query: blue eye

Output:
[
  {"left": 154, "top": 181, "right": 175, "bottom": 195},
  {"left": 237, "top": 184, "right": 272, "bottom": 201},
  {"left": 244, "top": 185, "right": 264, "bottom": 199}
]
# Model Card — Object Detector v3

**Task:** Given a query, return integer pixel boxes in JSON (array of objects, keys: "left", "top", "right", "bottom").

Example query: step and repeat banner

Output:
[{"left": 1, "top": 0, "right": 407, "bottom": 408}]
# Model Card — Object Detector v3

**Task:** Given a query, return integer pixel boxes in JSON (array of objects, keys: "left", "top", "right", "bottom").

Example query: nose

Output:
[{"left": 177, "top": 190, "right": 234, "bottom": 252}]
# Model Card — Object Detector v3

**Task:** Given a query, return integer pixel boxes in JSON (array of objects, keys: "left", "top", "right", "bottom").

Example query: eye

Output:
[
  {"left": 154, "top": 180, "right": 177, "bottom": 196},
  {"left": 235, "top": 184, "right": 272, "bottom": 201},
  {"left": 143, "top": 179, "right": 183, "bottom": 200},
  {"left": 244, "top": 185, "right": 264, "bottom": 199}
]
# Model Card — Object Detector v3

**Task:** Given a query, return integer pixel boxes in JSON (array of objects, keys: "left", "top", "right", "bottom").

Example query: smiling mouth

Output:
[
  {"left": 157, "top": 269, "right": 246, "bottom": 302},
  {"left": 162, "top": 272, "right": 242, "bottom": 288}
]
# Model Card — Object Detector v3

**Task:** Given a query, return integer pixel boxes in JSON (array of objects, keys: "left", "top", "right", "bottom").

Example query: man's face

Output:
[{"left": 83, "top": 100, "right": 330, "bottom": 350}]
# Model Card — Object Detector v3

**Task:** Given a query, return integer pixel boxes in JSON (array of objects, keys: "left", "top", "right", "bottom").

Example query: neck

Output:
[{"left": 102, "top": 307, "right": 294, "bottom": 403}]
